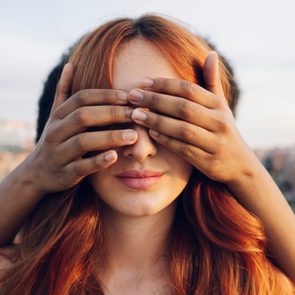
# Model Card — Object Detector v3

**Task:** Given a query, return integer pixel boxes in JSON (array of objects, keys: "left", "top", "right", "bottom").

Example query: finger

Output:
[
  {"left": 203, "top": 51, "right": 225, "bottom": 98},
  {"left": 64, "top": 150, "right": 118, "bottom": 178},
  {"left": 55, "top": 105, "right": 134, "bottom": 142},
  {"left": 137, "top": 77, "right": 219, "bottom": 109},
  {"left": 57, "top": 129, "right": 138, "bottom": 164},
  {"left": 128, "top": 89, "right": 217, "bottom": 131},
  {"left": 51, "top": 63, "right": 74, "bottom": 113},
  {"left": 148, "top": 129, "right": 212, "bottom": 172},
  {"left": 131, "top": 108, "right": 216, "bottom": 154},
  {"left": 54, "top": 88, "right": 128, "bottom": 119}
]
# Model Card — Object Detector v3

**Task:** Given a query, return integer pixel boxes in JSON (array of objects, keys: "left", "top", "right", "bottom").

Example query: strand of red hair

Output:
[{"left": 1, "top": 14, "right": 294, "bottom": 294}]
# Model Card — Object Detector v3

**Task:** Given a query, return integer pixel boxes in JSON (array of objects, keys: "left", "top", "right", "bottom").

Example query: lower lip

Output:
[{"left": 116, "top": 176, "right": 163, "bottom": 190}]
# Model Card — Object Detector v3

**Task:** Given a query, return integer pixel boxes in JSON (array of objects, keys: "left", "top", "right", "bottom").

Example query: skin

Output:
[
  {"left": 0, "top": 66, "right": 139, "bottom": 246},
  {"left": 90, "top": 38, "right": 192, "bottom": 294},
  {"left": 123, "top": 42, "right": 295, "bottom": 282},
  {"left": 0, "top": 36, "right": 295, "bottom": 292}
]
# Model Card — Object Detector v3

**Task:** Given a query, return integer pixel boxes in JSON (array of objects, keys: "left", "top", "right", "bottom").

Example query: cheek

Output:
[
  {"left": 162, "top": 149, "right": 193, "bottom": 182},
  {"left": 88, "top": 170, "right": 110, "bottom": 196},
  {"left": 87, "top": 149, "right": 193, "bottom": 217}
]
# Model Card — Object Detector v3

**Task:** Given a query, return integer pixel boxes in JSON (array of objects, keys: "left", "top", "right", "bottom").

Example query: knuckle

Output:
[
  {"left": 52, "top": 102, "right": 65, "bottom": 119},
  {"left": 124, "top": 107, "right": 133, "bottom": 119},
  {"left": 72, "top": 164, "right": 84, "bottom": 177},
  {"left": 179, "top": 125, "right": 195, "bottom": 141},
  {"left": 108, "top": 131, "right": 120, "bottom": 145},
  {"left": 73, "top": 108, "right": 88, "bottom": 126},
  {"left": 73, "top": 135, "right": 87, "bottom": 152},
  {"left": 213, "top": 96, "right": 223, "bottom": 108},
  {"left": 213, "top": 96, "right": 227, "bottom": 110},
  {"left": 50, "top": 108, "right": 59, "bottom": 120},
  {"left": 180, "top": 144, "right": 195, "bottom": 158},
  {"left": 44, "top": 124, "right": 57, "bottom": 143},
  {"left": 101, "top": 89, "right": 117, "bottom": 102},
  {"left": 216, "top": 113, "right": 230, "bottom": 132},
  {"left": 114, "top": 90, "right": 121, "bottom": 98},
  {"left": 110, "top": 106, "right": 122, "bottom": 122},
  {"left": 74, "top": 90, "right": 89, "bottom": 106},
  {"left": 180, "top": 80, "right": 188, "bottom": 93},
  {"left": 114, "top": 90, "right": 125, "bottom": 100},
  {"left": 146, "top": 92, "right": 159, "bottom": 108},
  {"left": 157, "top": 78, "right": 169, "bottom": 92},
  {"left": 176, "top": 101, "right": 193, "bottom": 119},
  {"left": 152, "top": 78, "right": 163, "bottom": 91},
  {"left": 180, "top": 80, "right": 196, "bottom": 97},
  {"left": 149, "top": 115, "right": 160, "bottom": 130},
  {"left": 207, "top": 157, "right": 221, "bottom": 176}
]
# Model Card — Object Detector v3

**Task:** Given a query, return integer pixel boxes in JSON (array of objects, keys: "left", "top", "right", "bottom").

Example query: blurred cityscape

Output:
[
  {"left": 0, "top": 120, "right": 35, "bottom": 181},
  {"left": 0, "top": 119, "right": 294, "bottom": 212}
]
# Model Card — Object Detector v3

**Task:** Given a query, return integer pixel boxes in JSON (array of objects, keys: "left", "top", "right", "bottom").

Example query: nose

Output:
[{"left": 120, "top": 125, "right": 157, "bottom": 161}]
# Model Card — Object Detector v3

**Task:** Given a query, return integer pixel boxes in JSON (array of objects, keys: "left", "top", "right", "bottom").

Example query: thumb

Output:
[
  {"left": 203, "top": 51, "right": 225, "bottom": 97},
  {"left": 50, "top": 63, "right": 74, "bottom": 114}
]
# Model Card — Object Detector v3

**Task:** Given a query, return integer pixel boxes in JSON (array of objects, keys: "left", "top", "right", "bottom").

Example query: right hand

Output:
[{"left": 24, "top": 63, "right": 138, "bottom": 195}]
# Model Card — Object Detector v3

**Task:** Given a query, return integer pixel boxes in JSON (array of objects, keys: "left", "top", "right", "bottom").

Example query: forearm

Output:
[
  {"left": 226, "top": 155, "right": 295, "bottom": 281},
  {"left": 0, "top": 157, "right": 44, "bottom": 245}
]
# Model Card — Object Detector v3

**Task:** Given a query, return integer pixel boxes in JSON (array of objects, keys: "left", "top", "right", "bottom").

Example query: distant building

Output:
[
  {"left": 0, "top": 151, "right": 29, "bottom": 181},
  {"left": 258, "top": 146, "right": 295, "bottom": 203},
  {"left": 0, "top": 119, "right": 35, "bottom": 180},
  {"left": 0, "top": 119, "right": 35, "bottom": 151}
]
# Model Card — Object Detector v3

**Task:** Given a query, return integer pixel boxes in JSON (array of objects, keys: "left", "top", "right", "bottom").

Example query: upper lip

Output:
[{"left": 116, "top": 169, "right": 165, "bottom": 178}]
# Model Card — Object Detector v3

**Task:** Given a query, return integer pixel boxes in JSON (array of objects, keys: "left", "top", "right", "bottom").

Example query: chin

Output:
[
  {"left": 98, "top": 188, "right": 178, "bottom": 218},
  {"left": 118, "top": 204, "right": 165, "bottom": 217}
]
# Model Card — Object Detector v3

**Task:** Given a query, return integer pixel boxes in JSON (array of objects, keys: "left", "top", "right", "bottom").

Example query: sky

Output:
[{"left": 0, "top": 0, "right": 294, "bottom": 149}]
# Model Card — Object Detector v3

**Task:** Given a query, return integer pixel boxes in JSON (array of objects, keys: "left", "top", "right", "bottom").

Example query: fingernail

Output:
[
  {"left": 104, "top": 151, "right": 117, "bottom": 161},
  {"left": 122, "top": 130, "right": 137, "bottom": 141},
  {"left": 132, "top": 109, "right": 147, "bottom": 121},
  {"left": 128, "top": 89, "right": 143, "bottom": 103},
  {"left": 139, "top": 78, "right": 154, "bottom": 87}
]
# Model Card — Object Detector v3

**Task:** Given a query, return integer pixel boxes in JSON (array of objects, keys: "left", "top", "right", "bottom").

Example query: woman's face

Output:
[{"left": 89, "top": 38, "right": 193, "bottom": 217}]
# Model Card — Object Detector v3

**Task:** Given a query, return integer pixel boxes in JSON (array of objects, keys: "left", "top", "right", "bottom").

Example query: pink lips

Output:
[{"left": 116, "top": 170, "right": 165, "bottom": 190}]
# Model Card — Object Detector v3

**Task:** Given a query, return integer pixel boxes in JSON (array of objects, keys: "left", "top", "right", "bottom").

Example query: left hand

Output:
[{"left": 127, "top": 51, "right": 259, "bottom": 185}]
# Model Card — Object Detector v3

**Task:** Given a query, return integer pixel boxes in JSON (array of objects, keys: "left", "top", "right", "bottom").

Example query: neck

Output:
[{"left": 98, "top": 200, "right": 177, "bottom": 282}]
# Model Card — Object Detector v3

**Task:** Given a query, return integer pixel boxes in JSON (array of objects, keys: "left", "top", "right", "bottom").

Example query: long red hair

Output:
[{"left": 1, "top": 14, "right": 294, "bottom": 294}]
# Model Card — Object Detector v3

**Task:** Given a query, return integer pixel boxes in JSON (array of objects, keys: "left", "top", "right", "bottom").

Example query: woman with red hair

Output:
[{"left": 0, "top": 14, "right": 294, "bottom": 294}]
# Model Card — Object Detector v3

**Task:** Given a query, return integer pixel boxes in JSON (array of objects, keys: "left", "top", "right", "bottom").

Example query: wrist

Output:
[
  {"left": 14, "top": 155, "right": 46, "bottom": 202},
  {"left": 225, "top": 152, "right": 266, "bottom": 195}
]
